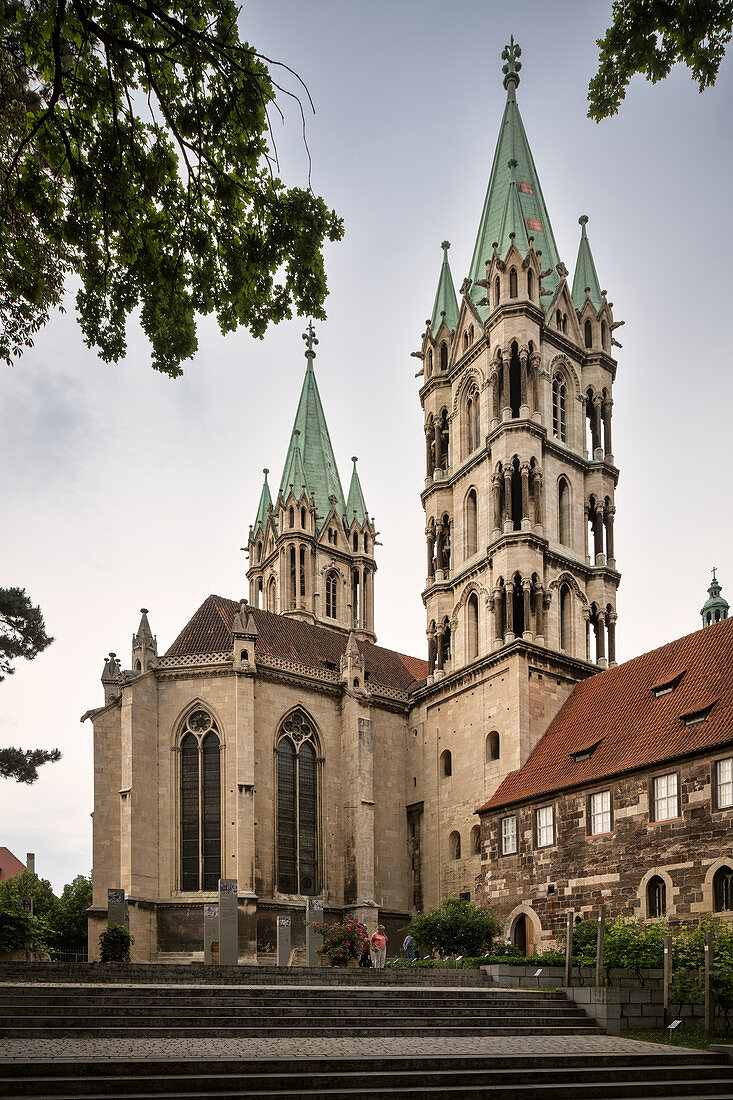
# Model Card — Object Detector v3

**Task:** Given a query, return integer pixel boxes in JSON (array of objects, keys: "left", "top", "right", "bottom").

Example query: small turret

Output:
[
  {"left": 340, "top": 630, "right": 365, "bottom": 692},
  {"left": 701, "top": 568, "right": 730, "bottom": 627},
  {"left": 131, "top": 608, "right": 158, "bottom": 673},
  {"left": 232, "top": 599, "right": 258, "bottom": 670},
  {"left": 101, "top": 652, "right": 123, "bottom": 705}
]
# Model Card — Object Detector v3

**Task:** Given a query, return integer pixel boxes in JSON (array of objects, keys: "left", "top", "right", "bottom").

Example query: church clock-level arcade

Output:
[{"left": 86, "top": 41, "right": 729, "bottom": 961}]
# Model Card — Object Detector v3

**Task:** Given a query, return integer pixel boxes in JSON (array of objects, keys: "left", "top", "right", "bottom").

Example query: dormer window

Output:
[
  {"left": 652, "top": 671, "right": 685, "bottom": 698},
  {"left": 682, "top": 702, "right": 716, "bottom": 727},
  {"left": 572, "top": 739, "right": 602, "bottom": 764}
]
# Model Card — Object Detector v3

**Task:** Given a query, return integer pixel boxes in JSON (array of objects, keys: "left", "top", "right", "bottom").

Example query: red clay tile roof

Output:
[
  {"left": 0, "top": 847, "right": 26, "bottom": 882},
  {"left": 166, "top": 595, "right": 427, "bottom": 692},
  {"left": 480, "top": 616, "right": 733, "bottom": 813}
]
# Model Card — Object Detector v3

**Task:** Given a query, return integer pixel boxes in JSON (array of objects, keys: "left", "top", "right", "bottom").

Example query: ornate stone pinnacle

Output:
[
  {"left": 501, "top": 35, "right": 522, "bottom": 91},
  {"left": 302, "top": 320, "right": 318, "bottom": 359}
]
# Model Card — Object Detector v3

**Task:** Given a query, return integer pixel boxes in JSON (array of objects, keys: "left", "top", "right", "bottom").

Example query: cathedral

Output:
[{"left": 86, "top": 39, "right": 653, "bottom": 961}]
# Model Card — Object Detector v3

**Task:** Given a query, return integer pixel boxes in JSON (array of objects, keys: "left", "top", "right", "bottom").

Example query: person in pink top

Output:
[{"left": 370, "top": 924, "right": 388, "bottom": 968}]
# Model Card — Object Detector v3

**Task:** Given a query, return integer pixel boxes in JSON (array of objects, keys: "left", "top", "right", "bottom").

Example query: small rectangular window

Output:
[
  {"left": 535, "top": 805, "right": 554, "bottom": 848},
  {"left": 717, "top": 758, "right": 733, "bottom": 809},
  {"left": 682, "top": 703, "right": 715, "bottom": 726},
  {"left": 501, "top": 815, "right": 517, "bottom": 855},
  {"left": 653, "top": 772, "right": 678, "bottom": 821},
  {"left": 589, "top": 790, "right": 611, "bottom": 835}
]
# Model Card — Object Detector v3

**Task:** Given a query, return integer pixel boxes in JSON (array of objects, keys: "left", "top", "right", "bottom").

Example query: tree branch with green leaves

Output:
[{"left": 1, "top": 0, "right": 344, "bottom": 375}]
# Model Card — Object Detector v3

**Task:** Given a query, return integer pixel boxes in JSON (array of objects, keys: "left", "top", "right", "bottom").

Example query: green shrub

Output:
[
  {"left": 99, "top": 924, "right": 133, "bottom": 962},
  {"left": 308, "top": 917, "right": 368, "bottom": 963},
  {"left": 402, "top": 898, "right": 501, "bottom": 958}
]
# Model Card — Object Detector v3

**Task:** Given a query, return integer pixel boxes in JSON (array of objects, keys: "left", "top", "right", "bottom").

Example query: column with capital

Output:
[
  {"left": 596, "top": 609, "right": 607, "bottom": 667},
  {"left": 427, "top": 625, "right": 437, "bottom": 676},
  {"left": 605, "top": 505, "right": 616, "bottom": 566},
  {"left": 503, "top": 465, "right": 513, "bottom": 533},
  {"left": 426, "top": 526, "right": 436, "bottom": 582},
  {"left": 522, "top": 579, "right": 532, "bottom": 639},
  {"left": 491, "top": 475, "right": 502, "bottom": 538},
  {"left": 592, "top": 395, "right": 603, "bottom": 459},
  {"left": 505, "top": 582, "right": 515, "bottom": 641},
  {"left": 436, "top": 623, "right": 445, "bottom": 674},
  {"left": 519, "top": 348, "right": 529, "bottom": 417},
  {"left": 491, "top": 367, "right": 501, "bottom": 426},
  {"left": 426, "top": 424, "right": 435, "bottom": 482},
  {"left": 535, "top": 587, "right": 547, "bottom": 646},
  {"left": 533, "top": 468, "right": 544, "bottom": 532},
  {"left": 594, "top": 503, "right": 605, "bottom": 564},
  {"left": 433, "top": 418, "right": 442, "bottom": 476},
  {"left": 502, "top": 355, "right": 511, "bottom": 420},
  {"left": 530, "top": 352, "right": 543, "bottom": 423},
  {"left": 520, "top": 462, "right": 531, "bottom": 530},
  {"left": 493, "top": 587, "right": 504, "bottom": 648},
  {"left": 607, "top": 612, "right": 617, "bottom": 666},
  {"left": 602, "top": 398, "right": 613, "bottom": 460}
]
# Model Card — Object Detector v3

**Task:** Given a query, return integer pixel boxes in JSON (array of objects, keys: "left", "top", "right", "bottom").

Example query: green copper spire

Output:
[
  {"left": 701, "top": 567, "right": 730, "bottom": 627},
  {"left": 468, "top": 38, "right": 562, "bottom": 318},
  {"left": 345, "top": 456, "right": 368, "bottom": 525},
  {"left": 253, "top": 468, "right": 272, "bottom": 532},
  {"left": 571, "top": 215, "right": 603, "bottom": 311},
  {"left": 430, "top": 241, "right": 459, "bottom": 337},
  {"left": 278, "top": 323, "right": 347, "bottom": 522}
]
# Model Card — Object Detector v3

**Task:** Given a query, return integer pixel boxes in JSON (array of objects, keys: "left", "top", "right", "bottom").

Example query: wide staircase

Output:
[{"left": 0, "top": 968, "right": 732, "bottom": 1097}]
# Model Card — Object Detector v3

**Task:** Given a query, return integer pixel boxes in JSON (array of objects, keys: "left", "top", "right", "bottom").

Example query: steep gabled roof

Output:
[
  {"left": 166, "top": 595, "right": 427, "bottom": 692},
  {"left": 277, "top": 353, "right": 346, "bottom": 522},
  {"left": 571, "top": 215, "right": 603, "bottom": 312},
  {"left": 345, "top": 457, "right": 368, "bottom": 526},
  {"left": 481, "top": 616, "right": 733, "bottom": 813},
  {"left": 430, "top": 241, "right": 459, "bottom": 337},
  {"left": 468, "top": 51, "right": 562, "bottom": 319},
  {"left": 0, "top": 847, "right": 26, "bottom": 882}
]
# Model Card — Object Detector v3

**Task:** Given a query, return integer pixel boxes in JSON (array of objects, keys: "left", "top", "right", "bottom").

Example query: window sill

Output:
[
  {"left": 587, "top": 830, "right": 613, "bottom": 839},
  {"left": 649, "top": 816, "right": 681, "bottom": 826}
]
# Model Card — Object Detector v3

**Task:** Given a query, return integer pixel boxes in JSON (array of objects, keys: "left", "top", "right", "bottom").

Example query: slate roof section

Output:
[
  {"left": 166, "top": 595, "right": 428, "bottom": 692},
  {"left": 467, "top": 72, "right": 562, "bottom": 319},
  {"left": 481, "top": 616, "right": 733, "bottom": 813}
]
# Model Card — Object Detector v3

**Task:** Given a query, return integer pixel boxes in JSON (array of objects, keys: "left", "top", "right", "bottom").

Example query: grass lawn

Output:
[{"left": 622, "top": 1027, "right": 732, "bottom": 1051}]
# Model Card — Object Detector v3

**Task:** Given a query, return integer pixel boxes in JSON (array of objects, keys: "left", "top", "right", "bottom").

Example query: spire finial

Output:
[
  {"left": 302, "top": 320, "right": 318, "bottom": 361},
  {"left": 441, "top": 240, "right": 450, "bottom": 254},
  {"left": 501, "top": 35, "right": 522, "bottom": 93},
  {"left": 352, "top": 455, "right": 358, "bottom": 465},
  {"left": 579, "top": 214, "right": 589, "bottom": 237},
  {"left": 263, "top": 467, "right": 269, "bottom": 480}
]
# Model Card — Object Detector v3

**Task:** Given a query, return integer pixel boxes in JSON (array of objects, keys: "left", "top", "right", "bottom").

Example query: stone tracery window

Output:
[
  {"left": 325, "top": 571, "right": 338, "bottom": 618},
  {"left": 180, "top": 709, "right": 221, "bottom": 892},
  {"left": 552, "top": 374, "right": 567, "bottom": 441},
  {"left": 275, "top": 710, "right": 320, "bottom": 895}
]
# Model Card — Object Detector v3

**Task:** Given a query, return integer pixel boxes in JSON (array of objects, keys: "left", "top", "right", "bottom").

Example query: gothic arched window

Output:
[
  {"left": 471, "top": 824, "right": 481, "bottom": 854},
  {"left": 465, "top": 489, "right": 478, "bottom": 557},
  {"left": 509, "top": 267, "right": 518, "bottom": 298},
  {"left": 527, "top": 269, "right": 534, "bottom": 300},
  {"left": 299, "top": 546, "right": 306, "bottom": 598},
  {"left": 440, "top": 749, "right": 452, "bottom": 777},
  {"left": 558, "top": 477, "right": 570, "bottom": 546},
  {"left": 466, "top": 592, "right": 479, "bottom": 661},
  {"left": 552, "top": 374, "right": 567, "bottom": 441},
  {"left": 440, "top": 342, "right": 448, "bottom": 371},
  {"left": 180, "top": 710, "right": 221, "bottom": 892},
  {"left": 275, "top": 710, "right": 320, "bottom": 895},
  {"left": 647, "top": 875, "right": 666, "bottom": 918},
  {"left": 427, "top": 348, "right": 433, "bottom": 376},
  {"left": 267, "top": 576, "right": 277, "bottom": 612},
  {"left": 289, "top": 506, "right": 295, "bottom": 527},
  {"left": 601, "top": 320, "right": 607, "bottom": 349},
  {"left": 463, "top": 331, "right": 469, "bottom": 350},
  {"left": 486, "top": 730, "right": 500, "bottom": 761},
  {"left": 467, "top": 385, "right": 480, "bottom": 453},
  {"left": 559, "top": 583, "right": 571, "bottom": 652},
  {"left": 325, "top": 571, "right": 338, "bottom": 618},
  {"left": 584, "top": 319, "right": 593, "bottom": 349},
  {"left": 449, "top": 830, "right": 461, "bottom": 859},
  {"left": 714, "top": 866, "right": 733, "bottom": 912}
]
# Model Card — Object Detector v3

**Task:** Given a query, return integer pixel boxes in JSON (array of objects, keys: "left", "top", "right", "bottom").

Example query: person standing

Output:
[
  {"left": 402, "top": 932, "right": 415, "bottom": 962},
  {"left": 370, "top": 924, "right": 388, "bottom": 968}
]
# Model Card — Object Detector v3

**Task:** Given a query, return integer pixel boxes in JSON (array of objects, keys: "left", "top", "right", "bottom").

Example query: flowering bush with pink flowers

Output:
[{"left": 308, "top": 916, "right": 368, "bottom": 963}]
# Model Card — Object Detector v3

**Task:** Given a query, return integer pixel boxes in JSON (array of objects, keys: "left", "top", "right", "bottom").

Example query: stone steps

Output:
[
  {"left": 0, "top": 964, "right": 487, "bottom": 986},
  {"left": 2, "top": 1055, "right": 733, "bottom": 1099}
]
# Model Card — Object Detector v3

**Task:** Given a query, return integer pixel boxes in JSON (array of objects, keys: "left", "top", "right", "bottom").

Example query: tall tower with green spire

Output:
[
  {"left": 246, "top": 324, "right": 377, "bottom": 641},
  {"left": 410, "top": 39, "right": 623, "bottom": 877}
]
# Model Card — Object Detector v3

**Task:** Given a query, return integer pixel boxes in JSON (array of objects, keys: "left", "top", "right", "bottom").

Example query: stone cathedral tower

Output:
[{"left": 406, "top": 38, "right": 622, "bottom": 904}]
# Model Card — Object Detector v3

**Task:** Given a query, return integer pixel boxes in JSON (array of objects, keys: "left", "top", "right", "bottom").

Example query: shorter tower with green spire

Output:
[
  {"left": 701, "top": 568, "right": 729, "bottom": 627},
  {"left": 246, "top": 325, "right": 378, "bottom": 642}
]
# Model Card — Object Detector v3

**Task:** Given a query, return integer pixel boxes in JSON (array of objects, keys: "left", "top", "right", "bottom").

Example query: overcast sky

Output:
[{"left": 3, "top": 0, "right": 732, "bottom": 895}]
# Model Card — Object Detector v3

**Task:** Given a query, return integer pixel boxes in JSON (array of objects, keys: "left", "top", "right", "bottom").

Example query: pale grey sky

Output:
[{"left": 2, "top": 0, "right": 731, "bottom": 894}]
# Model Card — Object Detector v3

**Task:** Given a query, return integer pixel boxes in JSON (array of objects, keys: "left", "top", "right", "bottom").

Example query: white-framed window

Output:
[
  {"left": 653, "top": 772, "right": 678, "bottom": 821},
  {"left": 535, "top": 805, "right": 554, "bottom": 848},
  {"left": 501, "top": 815, "right": 517, "bottom": 855},
  {"left": 717, "top": 758, "right": 733, "bottom": 809},
  {"left": 589, "top": 789, "right": 611, "bottom": 835}
]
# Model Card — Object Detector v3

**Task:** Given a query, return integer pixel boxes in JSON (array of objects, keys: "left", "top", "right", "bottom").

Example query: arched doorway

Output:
[{"left": 512, "top": 913, "right": 535, "bottom": 957}]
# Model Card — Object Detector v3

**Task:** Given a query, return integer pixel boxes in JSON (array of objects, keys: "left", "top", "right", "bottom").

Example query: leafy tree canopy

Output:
[
  {"left": 405, "top": 897, "right": 501, "bottom": 958},
  {"left": 0, "top": 868, "right": 57, "bottom": 919},
  {"left": 589, "top": 0, "right": 733, "bottom": 121},
  {"left": 1, "top": 0, "right": 344, "bottom": 375},
  {"left": 0, "top": 586, "right": 58, "bottom": 782},
  {"left": 51, "top": 872, "right": 92, "bottom": 946}
]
